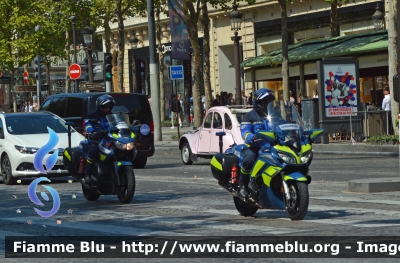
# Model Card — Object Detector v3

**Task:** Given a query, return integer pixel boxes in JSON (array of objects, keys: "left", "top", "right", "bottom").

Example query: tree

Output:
[
  {"left": 201, "top": 1, "right": 212, "bottom": 112},
  {"left": 0, "top": 0, "right": 64, "bottom": 112},
  {"left": 156, "top": 1, "right": 168, "bottom": 121},
  {"left": 325, "top": 0, "right": 355, "bottom": 37},
  {"left": 278, "top": 0, "right": 289, "bottom": 102},
  {"left": 168, "top": 0, "right": 203, "bottom": 126},
  {"left": 388, "top": 0, "right": 398, "bottom": 134}
]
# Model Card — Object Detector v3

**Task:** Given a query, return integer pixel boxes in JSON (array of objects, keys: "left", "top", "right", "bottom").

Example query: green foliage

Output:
[
  {"left": 171, "top": 134, "right": 179, "bottom": 141},
  {"left": 324, "top": 0, "right": 356, "bottom": 6},
  {"left": 162, "top": 120, "right": 172, "bottom": 127},
  {"left": 366, "top": 135, "right": 399, "bottom": 145}
]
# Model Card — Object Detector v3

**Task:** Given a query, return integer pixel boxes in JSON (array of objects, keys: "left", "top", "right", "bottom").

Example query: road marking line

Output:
[
  {"left": 312, "top": 196, "right": 400, "bottom": 205},
  {"left": 3, "top": 217, "right": 193, "bottom": 236},
  {"left": 78, "top": 210, "right": 309, "bottom": 235}
]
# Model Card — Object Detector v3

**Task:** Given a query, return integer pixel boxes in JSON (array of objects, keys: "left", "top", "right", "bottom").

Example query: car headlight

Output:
[
  {"left": 115, "top": 141, "right": 135, "bottom": 150},
  {"left": 278, "top": 152, "right": 297, "bottom": 164},
  {"left": 15, "top": 145, "right": 39, "bottom": 154},
  {"left": 301, "top": 151, "right": 312, "bottom": 164}
]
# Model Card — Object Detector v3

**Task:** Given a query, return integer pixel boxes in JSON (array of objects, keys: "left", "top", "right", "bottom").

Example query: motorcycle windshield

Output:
[
  {"left": 267, "top": 100, "right": 304, "bottom": 132},
  {"left": 106, "top": 113, "right": 131, "bottom": 134},
  {"left": 267, "top": 100, "right": 304, "bottom": 151}
]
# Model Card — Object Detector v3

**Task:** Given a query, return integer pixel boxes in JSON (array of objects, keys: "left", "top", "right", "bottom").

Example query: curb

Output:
[
  {"left": 348, "top": 177, "right": 400, "bottom": 193},
  {"left": 313, "top": 150, "right": 399, "bottom": 156}
]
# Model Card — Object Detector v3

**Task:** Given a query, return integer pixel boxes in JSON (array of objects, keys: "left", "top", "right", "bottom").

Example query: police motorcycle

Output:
[
  {"left": 210, "top": 101, "right": 324, "bottom": 220},
  {"left": 63, "top": 106, "right": 138, "bottom": 203}
]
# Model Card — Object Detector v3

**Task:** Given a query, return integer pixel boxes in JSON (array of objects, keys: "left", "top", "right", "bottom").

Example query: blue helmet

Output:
[
  {"left": 253, "top": 88, "right": 275, "bottom": 117},
  {"left": 96, "top": 94, "right": 115, "bottom": 116}
]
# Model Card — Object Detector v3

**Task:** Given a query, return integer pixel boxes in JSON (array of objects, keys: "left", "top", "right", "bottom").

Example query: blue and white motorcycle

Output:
[
  {"left": 210, "top": 101, "right": 324, "bottom": 220},
  {"left": 64, "top": 106, "right": 138, "bottom": 203}
]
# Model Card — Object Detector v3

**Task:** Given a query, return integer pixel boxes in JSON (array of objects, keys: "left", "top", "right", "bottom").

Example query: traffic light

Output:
[
  {"left": 34, "top": 56, "right": 45, "bottom": 80},
  {"left": 104, "top": 53, "right": 112, "bottom": 81},
  {"left": 81, "top": 57, "right": 89, "bottom": 82}
]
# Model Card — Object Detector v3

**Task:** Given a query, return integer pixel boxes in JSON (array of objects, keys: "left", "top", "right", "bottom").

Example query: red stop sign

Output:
[{"left": 69, "top": 64, "right": 81, "bottom": 80}]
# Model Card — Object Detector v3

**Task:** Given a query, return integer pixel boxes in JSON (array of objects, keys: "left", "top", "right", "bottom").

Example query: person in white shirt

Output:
[
  {"left": 382, "top": 85, "right": 391, "bottom": 111},
  {"left": 313, "top": 89, "right": 319, "bottom": 98},
  {"left": 242, "top": 91, "right": 247, "bottom": 105},
  {"left": 25, "top": 101, "right": 33, "bottom": 112}
]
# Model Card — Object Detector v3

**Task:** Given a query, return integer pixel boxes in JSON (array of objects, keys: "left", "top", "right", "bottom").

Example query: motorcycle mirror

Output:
[{"left": 131, "top": 120, "right": 140, "bottom": 126}]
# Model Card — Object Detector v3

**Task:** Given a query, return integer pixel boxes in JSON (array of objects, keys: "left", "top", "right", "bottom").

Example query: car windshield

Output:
[
  {"left": 5, "top": 114, "right": 74, "bottom": 135},
  {"left": 234, "top": 113, "right": 247, "bottom": 124}
]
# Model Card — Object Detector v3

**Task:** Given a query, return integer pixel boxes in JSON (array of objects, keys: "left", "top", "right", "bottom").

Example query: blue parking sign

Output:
[{"left": 170, "top": 65, "right": 184, "bottom": 80}]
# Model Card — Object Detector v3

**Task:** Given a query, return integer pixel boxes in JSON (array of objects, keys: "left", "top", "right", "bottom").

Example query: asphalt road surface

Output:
[{"left": 0, "top": 149, "right": 399, "bottom": 263}]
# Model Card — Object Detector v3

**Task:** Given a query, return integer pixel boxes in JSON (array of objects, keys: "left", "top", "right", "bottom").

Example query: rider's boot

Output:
[
  {"left": 238, "top": 170, "right": 250, "bottom": 199},
  {"left": 83, "top": 160, "right": 96, "bottom": 187}
]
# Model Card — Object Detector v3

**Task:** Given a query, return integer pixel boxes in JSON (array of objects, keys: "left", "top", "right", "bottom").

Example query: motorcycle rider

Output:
[
  {"left": 238, "top": 88, "right": 278, "bottom": 199},
  {"left": 83, "top": 94, "right": 115, "bottom": 185}
]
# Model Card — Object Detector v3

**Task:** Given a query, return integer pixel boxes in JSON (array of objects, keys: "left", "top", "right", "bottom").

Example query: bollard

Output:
[{"left": 215, "top": 132, "right": 226, "bottom": 153}]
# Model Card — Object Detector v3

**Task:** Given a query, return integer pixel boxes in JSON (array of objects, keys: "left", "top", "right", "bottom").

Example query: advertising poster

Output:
[
  {"left": 323, "top": 64, "right": 358, "bottom": 117},
  {"left": 168, "top": 0, "right": 190, "bottom": 61}
]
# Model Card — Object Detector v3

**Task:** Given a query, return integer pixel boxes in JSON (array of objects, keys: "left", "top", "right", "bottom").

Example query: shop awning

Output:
[{"left": 239, "top": 30, "right": 388, "bottom": 68}]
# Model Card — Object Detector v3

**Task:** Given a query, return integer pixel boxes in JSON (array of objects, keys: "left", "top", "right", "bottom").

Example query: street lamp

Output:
[
  {"left": 53, "top": 0, "right": 78, "bottom": 92},
  {"left": 82, "top": 21, "right": 94, "bottom": 83},
  {"left": 371, "top": 3, "right": 384, "bottom": 30},
  {"left": 229, "top": 0, "right": 243, "bottom": 105},
  {"left": 129, "top": 31, "right": 139, "bottom": 93}
]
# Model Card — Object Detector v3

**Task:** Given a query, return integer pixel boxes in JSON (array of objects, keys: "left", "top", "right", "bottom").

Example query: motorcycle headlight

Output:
[
  {"left": 126, "top": 142, "right": 134, "bottom": 150},
  {"left": 301, "top": 151, "right": 312, "bottom": 164},
  {"left": 15, "top": 145, "right": 39, "bottom": 154},
  {"left": 115, "top": 141, "right": 135, "bottom": 150},
  {"left": 278, "top": 152, "right": 297, "bottom": 164}
]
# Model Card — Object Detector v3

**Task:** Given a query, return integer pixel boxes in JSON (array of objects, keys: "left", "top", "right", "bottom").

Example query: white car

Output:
[{"left": 0, "top": 111, "right": 86, "bottom": 185}]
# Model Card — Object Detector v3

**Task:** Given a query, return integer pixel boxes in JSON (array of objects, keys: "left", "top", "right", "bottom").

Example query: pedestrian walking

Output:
[{"left": 170, "top": 94, "right": 182, "bottom": 129}]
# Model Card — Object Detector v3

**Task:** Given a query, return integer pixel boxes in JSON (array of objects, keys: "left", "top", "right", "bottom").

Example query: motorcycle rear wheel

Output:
[
  {"left": 285, "top": 181, "right": 309, "bottom": 220},
  {"left": 117, "top": 166, "right": 136, "bottom": 203},
  {"left": 233, "top": 196, "right": 258, "bottom": 217},
  {"left": 82, "top": 185, "right": 100, "bottom": 201}
]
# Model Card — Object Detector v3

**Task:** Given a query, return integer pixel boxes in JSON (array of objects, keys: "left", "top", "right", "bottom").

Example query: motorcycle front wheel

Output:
[
  {"left": 82, "top": 185, "right": 100, "bottom": 201},
  {"left": 117, "top": 166, "right": 136, "bottom": 204},
  {"left": 285, "top": 181, "right": 309, "bottom": 220},
  {"left": 233, "top": 196, "right": 258, "bottom": 217}
]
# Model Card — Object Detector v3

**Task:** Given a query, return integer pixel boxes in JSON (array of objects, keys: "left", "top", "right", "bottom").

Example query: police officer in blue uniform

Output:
[
  {"left": 239, "top": 88, "right": 277, "bottom": 199},
  {"left": 83, "top": 94, "right": 115, "bottom": 184}
]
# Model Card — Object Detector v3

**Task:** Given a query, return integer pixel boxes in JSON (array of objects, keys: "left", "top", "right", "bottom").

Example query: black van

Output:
[{"left": 39, "top": 92, "right": 154, "bottom": 168}]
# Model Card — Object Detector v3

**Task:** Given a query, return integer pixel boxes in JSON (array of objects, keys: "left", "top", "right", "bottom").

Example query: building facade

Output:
[{"left": 99, "top": 0, "right": 388, "bottom": 104}]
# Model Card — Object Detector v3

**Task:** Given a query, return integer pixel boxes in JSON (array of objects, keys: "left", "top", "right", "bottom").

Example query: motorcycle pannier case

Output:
[
  {"left": 63, "top": 147, "right": 82, "bottom": 174},
  {"left": 210, "top": 153, "right": 236, "bottom": 183}
]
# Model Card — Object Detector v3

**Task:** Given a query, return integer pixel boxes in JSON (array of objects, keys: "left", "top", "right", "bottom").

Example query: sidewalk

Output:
[{"left": 155, "top": 126, "right": 399, "bottom": 157}]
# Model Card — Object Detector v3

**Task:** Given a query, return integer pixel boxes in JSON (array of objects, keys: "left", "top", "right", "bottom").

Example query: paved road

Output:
[{"left": 0, "top": 149, "right": 399, "bottom": 262}]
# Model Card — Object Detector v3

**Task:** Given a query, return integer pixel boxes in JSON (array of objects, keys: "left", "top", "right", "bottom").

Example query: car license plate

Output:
[{"left": 56, "top": 159, "right": 63, "bottom": 165}]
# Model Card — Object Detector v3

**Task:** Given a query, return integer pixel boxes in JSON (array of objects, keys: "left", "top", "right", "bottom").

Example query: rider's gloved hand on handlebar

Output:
[{"left": 252, "top": 136, "right": 262, "bottom": 144}]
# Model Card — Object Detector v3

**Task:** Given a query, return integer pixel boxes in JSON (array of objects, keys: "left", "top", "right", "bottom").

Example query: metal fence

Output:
[{"left": 348, "top": 110, "right": 392, "bottom": 142}]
